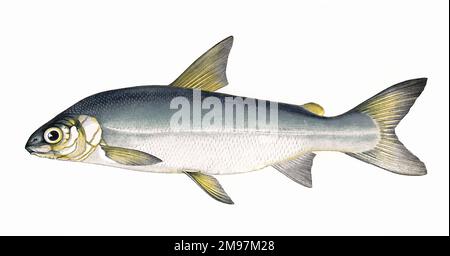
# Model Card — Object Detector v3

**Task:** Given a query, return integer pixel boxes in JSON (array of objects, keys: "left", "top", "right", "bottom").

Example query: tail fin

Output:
[{"left": 346, "top": 78, "right": 427, "bottom": 175}]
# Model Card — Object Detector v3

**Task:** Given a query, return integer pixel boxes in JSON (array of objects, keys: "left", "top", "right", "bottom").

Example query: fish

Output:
[{"left": 25, "top": 36, "right": 427, "bottom": 204}]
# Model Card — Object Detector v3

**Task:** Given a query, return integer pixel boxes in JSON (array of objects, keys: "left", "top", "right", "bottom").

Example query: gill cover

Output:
[{"left": 56, "top": 115, "right": 103, "bottom": 161}]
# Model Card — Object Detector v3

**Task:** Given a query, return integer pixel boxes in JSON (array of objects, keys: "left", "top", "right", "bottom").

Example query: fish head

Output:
[{"left": 25, "top": 115, "right": 102, "bottom": 161}]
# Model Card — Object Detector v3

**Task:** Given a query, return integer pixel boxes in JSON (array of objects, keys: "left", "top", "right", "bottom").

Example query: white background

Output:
[{"left": 0, "top": 0, "right": 448, "bottom": 235}]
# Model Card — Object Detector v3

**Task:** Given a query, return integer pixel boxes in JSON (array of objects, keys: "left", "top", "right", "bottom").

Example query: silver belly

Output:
[{"left": 85, "top": 112, "right": 379, "bottom": 175}]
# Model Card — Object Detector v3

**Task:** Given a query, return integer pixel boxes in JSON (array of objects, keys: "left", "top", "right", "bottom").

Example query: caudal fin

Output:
[{"left": 346, "top": 78, "right": 427, "bottom": 176}]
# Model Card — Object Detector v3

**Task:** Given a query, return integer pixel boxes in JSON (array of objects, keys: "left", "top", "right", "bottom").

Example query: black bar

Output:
[{"left": 0, "top": 236, "right": 447, "bottom": 255}]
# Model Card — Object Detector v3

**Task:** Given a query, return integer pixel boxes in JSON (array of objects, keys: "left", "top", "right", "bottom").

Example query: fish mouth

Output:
[
  {"left": 25, "top": 144, "right": 52, "bottom": 154},
  {"left": 26, "top": 149, "right": 58, "bottom": 159},
  {"left": 25, "top": 146, "right": 33, "bottom": 154}
]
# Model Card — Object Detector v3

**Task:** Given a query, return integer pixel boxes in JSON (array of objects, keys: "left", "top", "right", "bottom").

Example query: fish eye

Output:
[{"left": 44, "top": 127, "right": 63, "bottom": 144}]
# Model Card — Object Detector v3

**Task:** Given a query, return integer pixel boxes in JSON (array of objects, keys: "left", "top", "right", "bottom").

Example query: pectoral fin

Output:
[
  {"left": 185, "top": 171, "right": 234, "bottom": 204},
  {"left": 170, "top": 36, "right": 233, "bottom": 92},
  {"left": 273, "top": 153, "right": 316, "bottom": 188},
  {"left": 101, "top": 145, "right": 162, "bottom": 166}
]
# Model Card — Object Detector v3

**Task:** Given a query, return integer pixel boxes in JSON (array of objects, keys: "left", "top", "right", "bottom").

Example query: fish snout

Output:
[
  {"left": 25, "top": 133, "right": 49, "bottom": 154},
  {"left": 25, "top": 145, "right": 33, "bottom": 153}
]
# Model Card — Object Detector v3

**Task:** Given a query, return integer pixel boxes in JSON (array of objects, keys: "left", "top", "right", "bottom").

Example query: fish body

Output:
[
  {"left": 60, "top": 86, "right": 377, "bottom": 175},
  {"left": 26, "top": 36, "right": 427, "bottom": 204}
]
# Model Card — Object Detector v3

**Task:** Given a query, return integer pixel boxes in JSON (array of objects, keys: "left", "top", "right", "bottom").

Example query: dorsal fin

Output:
[
  {"left": 301, "top": 102, "right": 325, "bottom": 116},
  {"left": 169, "top": 36, "right": 233, "bottom": 92}
]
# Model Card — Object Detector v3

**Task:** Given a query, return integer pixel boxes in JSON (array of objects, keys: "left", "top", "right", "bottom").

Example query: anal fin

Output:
[
  {"left": 185, "top": 172, "right": 234, "bottom": 204},
  {"left": 272, "top": 153, "right": 316, "bottom": 188}
]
